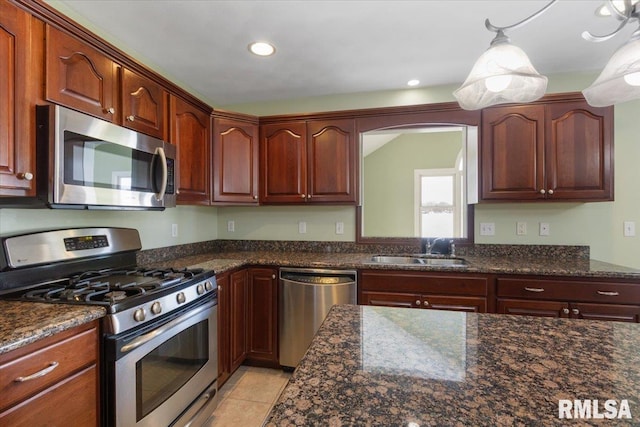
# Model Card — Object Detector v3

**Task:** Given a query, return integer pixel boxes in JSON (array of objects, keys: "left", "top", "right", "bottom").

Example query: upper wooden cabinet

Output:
[
  {"left": 260, "top": 119, "right": 356, "bottom": 204},
  {"left": 46, "top": 25, "right": 119, "bottom": 122},
  {"left": 481, "top": 97, "right": 613, "bottom": 201},
  {"left": 212, "top": 115, "right": 259, "bottom": 204},
  {"left": 0, "top": 2, "right": 42, "bottom": 197},
  {"left": 120, "top": 68, "right": 167, "bottom": 139},
  {"left": 170, "top": 95, "right": 210, "bottom": 205},
  {"left": 46, "top": 25, "right": 168, "bottom": 140}
]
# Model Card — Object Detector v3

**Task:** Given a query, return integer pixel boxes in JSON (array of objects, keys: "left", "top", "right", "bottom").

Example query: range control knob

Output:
[
  {"left": 133, "top": 308, "right": 146, "bottom": 322},
  {"left": 151, "top": 301, "right": 162, "bottom": 315},
  {"left": 176, "top": 292, "right": 186, "bottom": 304},
  {"left": 197, "top": 284, "right": 205, "bottom": 295},
  {"left": 205, "top": 281, "right": 213, "bottom": 291}
]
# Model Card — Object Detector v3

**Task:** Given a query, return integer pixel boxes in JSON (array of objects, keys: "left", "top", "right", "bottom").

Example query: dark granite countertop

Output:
[
  {"left": 266, "top": 304, "right": 640, "bottom": 426},
  {"left": 151, "top": 251, "right": 640, "bottom": 280},
  {"left": 0, "top": 301, "right": 106, "bottom": 355}
]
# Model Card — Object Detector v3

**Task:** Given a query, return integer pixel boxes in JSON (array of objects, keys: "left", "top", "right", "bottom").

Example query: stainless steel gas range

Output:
[{"left": 0, "top": 227, "right": 219, "bottom": 427}]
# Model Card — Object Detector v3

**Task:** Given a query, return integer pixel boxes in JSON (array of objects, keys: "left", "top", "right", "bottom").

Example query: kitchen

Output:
[{"left": 1, "top": 0, "right": 640, "bottom": 426}]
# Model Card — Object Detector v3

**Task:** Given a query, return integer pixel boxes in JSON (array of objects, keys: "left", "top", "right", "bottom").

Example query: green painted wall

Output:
[{"left": 363, "top": 132, "right": 461, "bottom": 237}]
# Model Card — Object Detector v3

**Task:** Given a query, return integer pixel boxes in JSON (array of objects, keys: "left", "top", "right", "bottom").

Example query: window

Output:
[{"left": 414, "top": 152, "right": 465, "bottom": 237}]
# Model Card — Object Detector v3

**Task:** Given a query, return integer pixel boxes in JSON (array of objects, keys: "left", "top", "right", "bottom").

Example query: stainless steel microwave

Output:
[{"left": 36, "top": 105, "right": 176, "bottom": 210}]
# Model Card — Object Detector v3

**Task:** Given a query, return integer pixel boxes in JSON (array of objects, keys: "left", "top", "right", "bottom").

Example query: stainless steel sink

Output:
[{"left": 368, "top": 255, "right": 467, "bottom": 266}]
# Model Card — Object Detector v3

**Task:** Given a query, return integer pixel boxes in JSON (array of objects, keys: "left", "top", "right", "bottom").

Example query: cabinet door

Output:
[
  {"left": 545, "top": 102, "right": 613, "bottom": 200},
  {"left": 216, "top": 273, "right": 231, "bottom": 386},
  {"left": 306, "top": 119, "right": 356, "bottom": 203},
  {"left": 247, "top": 268, "right": 278, "bottom": 364},
  {"left": 360, "top": 291, "right": 421, "bottom": 308},
  {"left": 170, "top": 95, "right": 210, "bottom": 205},
  {"left": 0, "top": 3, "right": 41, "bottom": 197},
  {"left": 422, "top": 295, "right": 487, "bottom": 313},
  {"left": 497, "top": 299, "right": 568, "bottom": 318},
  {"left": 229, "top": 269, "right": 248, "bottom": 372},
  {"left": 213, "top": 117, "right": 259, "bottom": 204},
  {"left": 46, "top": 25, "right": 118, "bottom": 121},
  {"left": 260, "top": 122, "right": 307, "bottom": 203},
  {"left": 481, "top": 105, "right": 545, "bottom": 200},
  {"left": 570, "top": 303, "right": 640, "bottom": 323},
  {"left": 121, "top": 68, "right": 167, "bottom": 139}
]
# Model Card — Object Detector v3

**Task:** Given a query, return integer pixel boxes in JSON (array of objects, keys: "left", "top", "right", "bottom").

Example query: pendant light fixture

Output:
[
  {"left": 453, "top": 1, "right": 557, "bottom": 111},
  {"left": 582, "top": 0, "right": 640, "bottom": 107}
]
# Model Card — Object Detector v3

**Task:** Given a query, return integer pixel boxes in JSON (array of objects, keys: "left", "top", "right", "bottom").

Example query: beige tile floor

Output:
[{"left": 204, "top": 366, "right": 291, "bottom": 427}]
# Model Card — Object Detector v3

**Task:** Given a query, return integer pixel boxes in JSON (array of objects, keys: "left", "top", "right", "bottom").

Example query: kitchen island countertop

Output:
[
  {"left": 265, "top": 304, "right": 640, "bottom": 426},
  {"left": 0, "top": 301, "right": 105, "bottom": 354}
]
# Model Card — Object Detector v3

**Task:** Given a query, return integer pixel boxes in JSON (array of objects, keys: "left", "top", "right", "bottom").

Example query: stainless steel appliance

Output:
[
  {"left": 279, "top": 268, "right": 357, "bottom": 368},
  {"left": 35, "top": 104, "right": 176, "bottom": 210},
  {"left": 0, "top": 227, "right": 218, "bottom": 427}
]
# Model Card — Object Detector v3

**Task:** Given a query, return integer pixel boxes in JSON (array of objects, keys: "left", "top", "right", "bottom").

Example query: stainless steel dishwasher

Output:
[{"left": 279, "top": 267, "right": 357, "bottom": 368}]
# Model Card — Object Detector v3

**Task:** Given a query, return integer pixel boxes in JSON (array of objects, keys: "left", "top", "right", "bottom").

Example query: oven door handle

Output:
[{"left": 120, "top": 300, "right": 212, "bottom": 354}]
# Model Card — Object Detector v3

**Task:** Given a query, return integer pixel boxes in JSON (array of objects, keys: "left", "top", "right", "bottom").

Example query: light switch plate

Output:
[
  {"left": 227, "top": 220, "right": 235, "bottom": 232},
  {"left": 516, "top": 222, "right": 527, "bottom": 235},
  {"left": 298, "top": 221, "right": 307, "bottom": 234},
  {"left": 539, "top": 222, "right": 550, "bottom": 236}
]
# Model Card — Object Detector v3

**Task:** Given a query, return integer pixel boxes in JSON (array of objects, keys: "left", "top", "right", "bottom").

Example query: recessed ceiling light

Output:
[
  {"left": 407, "top": 79, "right": 420, "bottom": 87},
  {"left": 249, "top": 41, "right": 276, "bottom": 56}
]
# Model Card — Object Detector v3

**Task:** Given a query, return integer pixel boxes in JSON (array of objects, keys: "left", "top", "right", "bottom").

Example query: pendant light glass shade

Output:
[
  {"left": 454, "top": 37, "right": 548, "bottom": 110},
  {"left": 583, "top": 30, "right": 640, "bottom": 107}
]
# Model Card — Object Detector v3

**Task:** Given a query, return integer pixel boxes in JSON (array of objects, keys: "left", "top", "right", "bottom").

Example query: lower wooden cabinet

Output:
[
  {"left": 359, "top": 270, "right": 491, "bottom": 313},
  {"left": 0, "top": 321, "right": 100, "bottom": 426},
  {"left": 217, "top": 269, "right": 248, "bottom": 387},
  {"left": 246, "top": 267, "right": 279, "bottom": 365},
  {"left": 497, "top": 277, "right": 640, "bottom": 322}
]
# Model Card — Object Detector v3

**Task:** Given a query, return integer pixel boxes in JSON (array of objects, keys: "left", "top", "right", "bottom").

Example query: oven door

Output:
[{"left": 108, "top": 299, "right": 217, "bottom": 427}]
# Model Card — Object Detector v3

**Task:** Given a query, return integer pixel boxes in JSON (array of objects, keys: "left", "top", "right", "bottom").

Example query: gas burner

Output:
[{"left": 104, "top": 291, "right": 127, "bottom": 302}]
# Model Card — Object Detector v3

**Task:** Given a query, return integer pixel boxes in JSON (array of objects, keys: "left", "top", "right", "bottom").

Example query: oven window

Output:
[
  {"left": 64, "top": 131, "right": 153, "bottom": 192},
  {"left": 135, "top": 320, "right": 209, "bottom": 421}
]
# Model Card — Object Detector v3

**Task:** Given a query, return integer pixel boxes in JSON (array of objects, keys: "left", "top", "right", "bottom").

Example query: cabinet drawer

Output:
[
  {"left": 0, "top": 365, "right": 98, "bottom": 427},
  {"left": 0, "top": 324, "right": 98, "bottom": 411},
  {"left": 497, "top": 278, "right": 640, "bottom": 304},
  {"left": 360, "top": 271, "right": 488, "bottom": 296}
]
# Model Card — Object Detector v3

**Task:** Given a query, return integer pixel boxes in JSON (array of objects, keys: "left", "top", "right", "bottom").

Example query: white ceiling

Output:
[{"left": 48, "top": 0, "right": 635, "bottom": 108}]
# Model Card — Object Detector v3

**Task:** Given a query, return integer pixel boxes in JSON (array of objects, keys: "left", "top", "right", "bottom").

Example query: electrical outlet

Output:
[
  {"left": 171, "top": 223, "right": 178, "bottom": 238},
  {"left": 539, "top": 222, "right": 550, "bottom": 236},
  {"left": 479, "top": 222, "right": 495, "bottom": 236},
  {"left": 516, "top": 222, "right": 527, "bottom": 236},
  {"left": 298, "top": 221, "right": 307, "bottom": 234},
  {"left": 227, "top": 220, "right": 235, "bottom": 232},
  {"left": 335, "top": 221, "right": 344, "bottom": 235},
  {"left": 624, "top": 221, "right": 636, "bottom": 237}
]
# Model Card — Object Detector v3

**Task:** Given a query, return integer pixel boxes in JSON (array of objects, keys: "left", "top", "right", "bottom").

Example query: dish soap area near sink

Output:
[{"left": 368, "top": 255, "right": 467, "bottom": 267}]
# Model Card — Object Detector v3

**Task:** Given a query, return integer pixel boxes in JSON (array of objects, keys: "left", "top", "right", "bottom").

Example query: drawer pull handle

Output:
[
  {"left": 524, "top": 287, "right": 545, "bottom": 293},
  {"left": 597, "top": 290, "right": 620, "bottom": 296},
  {"left": 14, "top": 361, "right": 59, "bottom": 382}
]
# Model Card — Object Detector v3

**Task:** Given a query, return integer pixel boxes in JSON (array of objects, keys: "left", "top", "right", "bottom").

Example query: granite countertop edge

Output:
[
  {"left": 0, "top": 301, "right": 106, "bottom": 355},
  {"left": 152, "top": 252, "right": 640, "bottom": 280}
]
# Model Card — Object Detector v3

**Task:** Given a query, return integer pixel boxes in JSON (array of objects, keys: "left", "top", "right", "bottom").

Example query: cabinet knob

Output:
[
  {"left": 106, "top": 107, "right": 115, "bottom": 114},
  {"left": 307, "top": 194, "right": 312, "bottom": 199},
  {"left": 218, "top": 285, "right": 222, "bottom": 291},
  {"left": 572, "top": 308, "right": 580, "bottom": 315},
  {"left": 548, "top": 189, "right": 554, "bottom": 195},
  {"left": 562, "top": 308, "right": 570, "bottom": 314},
  {"left": 17, "top": 172, "right": 33, "bottom": 181},
  {"left": 415, "top": 299, "right": 421, "bottom": 306},
  {"left": 301, "top": 194, "right": 306, "bottom": 198},
  {"left": 126, "top": 115, "right": 135, "bottom": 122},
  {"left": 253, "top": 195, "right": 258, "bottom": 200},
  {"left": 423, "top": 300, "right": 429, "bottom": 306},
  {"left": 539, "top": 189, "right": 546, "bottom": 194}
]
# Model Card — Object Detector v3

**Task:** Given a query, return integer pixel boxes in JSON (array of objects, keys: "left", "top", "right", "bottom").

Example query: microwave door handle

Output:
[{"left": 154, "top": 147, "right": 168, "bottom": 201}]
